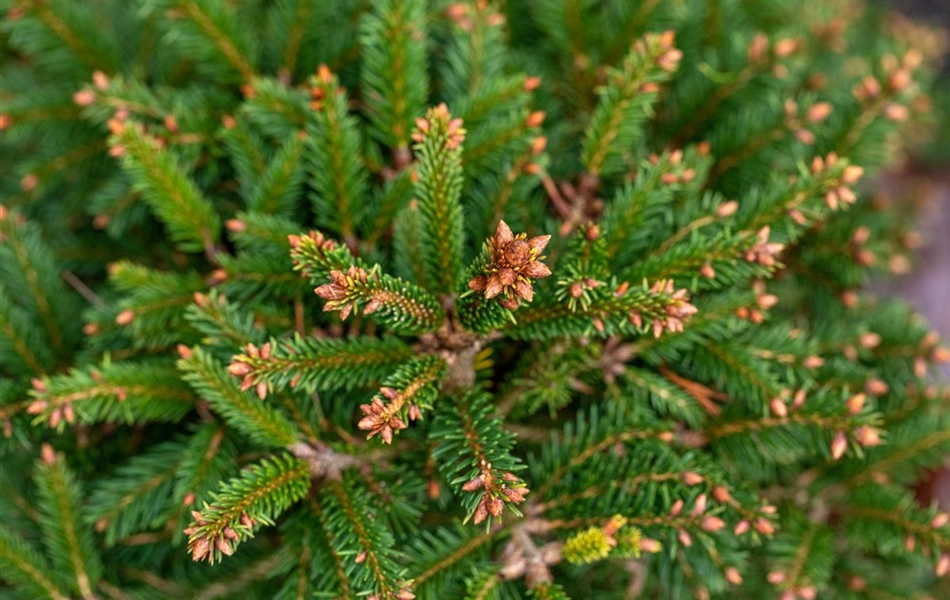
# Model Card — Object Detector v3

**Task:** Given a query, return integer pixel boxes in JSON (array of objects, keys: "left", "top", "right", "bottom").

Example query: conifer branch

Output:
[
  {"left": 357, "top": 355, "right": 446, "bottom": 444},
  {"left": 187, "top": 290, "right": 264, "bottom": 351},
  {"left": 319, "top": 475, "right": 413, "bottom": 600},
  {"left": 190, "top": 550, "right": 290, "bottom": 600},
  {"left": 242, "top": 78, "right": 309, "bottom": 136},
  {"left": 290, "top": 230, "right": 446, "bottom": 333},
  {"left": 88, "top": 439, "right": 186, "bottom": 545},
  {"left": 508, "top": 279, "right": 697, "bottom": 340},
  {"left": 0, "top": 526, "right": 71, "bottom": 600},
  {"left": 23, "top": 0, "right": 120, "bottom": 74},
  {"left": 25, "top": 361, "right": 195, "bottom": 428},
  {"left": 431, "top": 391, "right": 529, "bottom": 526},
  {"left": 173, "top": 0, "right": 256, "bottom": 82},
  {"left": 168, "top": 425, "right": 234, "bottom": 542},
  {"left": 185, "top": 454, "right": 310, "bottom": 563},
  {"left": 112, "top": 123, "right": 221, "bottom": 254},
  {"left": 178, "top": 345, "right": 300, "bottom": 447},
  {"left": 412, "top": 103, "right": 467, "bottom": 296},
  {"left": 227, "top": 335, "right": 414, "bottom": 394},
  {"left": 1, "top": 292, "right": 54, "bottom": 375},
  {"left": 35, "top": 446, "right": 103, "bottom": 600},
  {"left": 307, "top": 65, "right": 368, "bottom": 241},
  {"left": 2, "top": 2, "right": 946, "bottom": 597},
  {"left": 360, "top": 0, "right": 428, "bottom": 157},
  {"left": 0, "top": 209, "right": 76, "bottom": 364},
  {"left": 582, "top": 31, "right": 681, "bottom": 178},
  {"left": 308, "top": 495, "right": 355, "bottom": 598},
  {"left": 246, "top": 133, "right": 306, "bottom": 217}
]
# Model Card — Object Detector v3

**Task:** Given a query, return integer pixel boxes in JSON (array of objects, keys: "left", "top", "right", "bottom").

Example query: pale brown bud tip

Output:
[
  {"left": 717, "top": 201, "right": 739, "bottom": 217},
  {"left": 682, "top": 472, "right": 703, "bottom": 486},
  {"left": 40, "top": 443, "right": 56, "bottom": 465},
  {"left": 865, "top": 379, "right": 889, "bottom": 396},
  {"left": 115, "top": 309, "right": 135, "bottom": 325},
  {"left": 523, "top": 76, "right": 542, "bottom": 91},
  {"left": 830, "top": 431, "right": 848, "bottom": 461},
  {"left": 225, "top": 219, "right": 246, "bottom": 232},
  {"left": 73, "top": 89, "right": 96, "bottom": 106},
  {"left": 937, "top": 553, "right": 950, "bottom": 577},
  {"left": 845, "top": 393, "right": 866, "bottom": 415},
  {"left": 769, "top": 398, "right": 788, "bottom": 418}
]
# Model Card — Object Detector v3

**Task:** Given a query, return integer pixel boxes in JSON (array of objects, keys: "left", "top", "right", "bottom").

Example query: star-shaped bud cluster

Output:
[
  {"left": 314, "top": 266, "right": 371, "bottom": 320},
  {"left": 184, "top": 511, "right": 255, "bottom": 563},
  {"left": 357, "top": 387, "right": 418, "bottom": 445},
  {"left": 461, "top": 465, "right": 529, "bottom": 525},
  {"left": 412, "top": 102, "right": 466, "bottom": 150},
  {"left": 744, "top": 226, "right": 785, "bottom": 267},
  {"left": 469, "top": 220, "right": 552, "bottom": 309}
]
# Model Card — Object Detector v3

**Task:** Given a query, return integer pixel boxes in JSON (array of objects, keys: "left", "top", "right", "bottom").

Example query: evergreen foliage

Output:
[{"left": 1, "top": 1, "right": 949, "bottom": 598}]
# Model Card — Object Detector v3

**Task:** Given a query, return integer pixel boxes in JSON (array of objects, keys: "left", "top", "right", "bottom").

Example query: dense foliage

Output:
[{"left": 1, "top": 1, "right": 949, "bottom": 599}]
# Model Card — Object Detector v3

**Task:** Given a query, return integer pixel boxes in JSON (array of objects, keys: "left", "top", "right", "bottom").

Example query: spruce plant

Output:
[{"left": 1, "top": 1, "right": 949, "bottom": 599}]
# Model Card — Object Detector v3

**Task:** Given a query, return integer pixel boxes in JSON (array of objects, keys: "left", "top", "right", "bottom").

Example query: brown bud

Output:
[
  {"left": 937, "top": 553, "right": 950, "bottom": 577},
  {"left": 859, "top": 332, "right": 881, "bottom": 349},
  {"left": 770, "top": 398, "right": 788, "bottom": 418},
  {"left": 889, "top": 68, "right": 911, "bottom": 92},
  {"left": 865, "top": 379, "right": 889, "bottom": 396},
  {"left": 717, "top": 201, "right": 739, "bottom": 217},
  {"left": 531, "top": 136, "right": 547, "bottom": 154},
  {"left": 523, "top": 76, "right": 542, "bottom": 91},
  {"left": 846, "top": 393, "right": 866, "bottom": 414},
  {"left": 725, "top": 567, "right": 742, "bottom": 585},
  {"left": 20, "top": 174, "right": 39, "bottom": 192},
  {"left": 748, "top": 33, "right": 769, "bottom": 63},
  {"left": 754, "top": 518, "right": 775, "bottom": 535},
  {"left": 767, "top": 571, "right": 786, "bottom": 584},
  {"left": 712, "top": 486, "right": 730, "bottom": 503},
  {"left": 774, "top": 38, "right": 798, "bottom": 57},
  {"left": 73, "top": 89, "right": 96, "bottom": 106},
  {"left": 853, "top": 426, "right": 881, "bottom": 447},
  {"left": 884, "top": 103, "right": 909, "bottom": 121},
  {"left": 41, "top": 443, "right": 56, "bottom": 465},
  {"left": 677, "top": 529, "right": 692, "bottom": 547},
  {"left": 830, "top": 431, "right": 848, "bottom": 461},
  {"left": 806, "top": 102, "right": 833, "bottom": 123},
  {"left": 841, "top": 165, "right": 864, "bottom": 185},
  {"left": 701, "top": 516, "right": 725, "bottom": 532},
  {"left": 227, "top": 362, "right": 252, "bottom": 376},
  {"left": 682, "top": 472, "right": 703, "bottom": 486},
  {"left": 115, "top": 309, "right": 135, "bottom": 325},
  {"left": 791, "top": 389, "right": 807, "bottom": 410},
  {"left": 525, "top": 111, "right": 546, "bottom": 128}
]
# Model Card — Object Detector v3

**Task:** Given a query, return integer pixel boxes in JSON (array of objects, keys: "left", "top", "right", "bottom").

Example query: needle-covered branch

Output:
[
  {"left": 411, "top": 104, "right": 467, "bottom": 296},
  {"left": 431, "top": 390, "right": 530, "bottom": 527},
  {"left": 111, "top": 122, "right": 221, "bottom": 254},
  {"left": 185, "top": 454, "right": 311, "bottom": 564},
  {"left": 226, "top": 335, "right": 414, "bottom": 395},
  {"left": 290, "top": 231, "right": 446, "bottom": 334}
]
